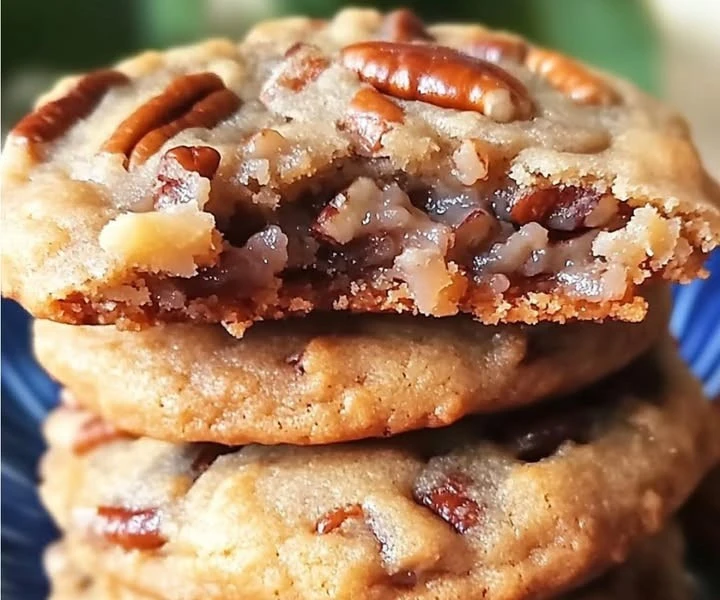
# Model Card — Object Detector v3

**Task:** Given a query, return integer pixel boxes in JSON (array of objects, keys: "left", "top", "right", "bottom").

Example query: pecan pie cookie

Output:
[
  {"left": 44, "top": 526, "right": 694, "bottom": 600},
  {"left": 32, "top": 285, "right": 668, "bottom": 445},
  {"left": 39, "top": 343, "right": 719, "bottom": 600},
  {"left": 2, "top": 8, "right": 718, "bottom": 334}
]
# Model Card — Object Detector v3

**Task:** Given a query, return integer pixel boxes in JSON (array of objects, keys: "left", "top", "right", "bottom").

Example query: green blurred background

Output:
[{"left": 1, "top": 0, "right": 658, "bottom": 128}]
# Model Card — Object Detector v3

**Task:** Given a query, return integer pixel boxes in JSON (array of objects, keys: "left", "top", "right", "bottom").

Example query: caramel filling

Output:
[{"left": 159, "top": 172, "right": 631, "bottom": 314}]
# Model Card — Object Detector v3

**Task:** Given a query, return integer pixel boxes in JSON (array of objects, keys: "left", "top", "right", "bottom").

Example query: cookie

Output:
[
  {"left": 39, "top": 342, "right": 719, "bottom": 600},
  {"left": 33, "top": 285, "right": 668, "bottom": 445},
  {"left": 44, "top": 526, "right": 694, "bottom": 600},
  {"left": 2, "top": 8, "right": 718, "bottom": 334}
]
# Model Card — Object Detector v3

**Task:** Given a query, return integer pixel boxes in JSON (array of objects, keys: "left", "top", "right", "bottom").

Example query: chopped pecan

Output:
[
  {"left": 91, "top": 506, "right": 166, "bottom": 551},
  {"left": 496, "top": 408, "right": 596, "bottom": 462},
  {"left": 341, "top": 86, "right": 405, "bottom": 152},
  {"left": 72, "top": 415, "right": 132, "bottom": 455},
  {"left": 315, "top": 503, "right": 364, "bottom": 534},
  {"left": 11, "top": 69, "right": 129, "bottom": 147},
  {"left": 415, "top": 473, "right": 482, "bottom": 533},
  {"left": 509, "top": 186, "right": 615, "bottom": 231},
  {"left": 380, "top": 9, "right": 433, "bottom": 42},
  {"left": 163, "top": 145, "right": 221, "bottom": 177},
  {"left": 451, "top": 209, "right": 495, "bottom": 259},
  {"left": 340, "top": 42, "right": 533, "bottom": 122},
  {"left": 102, "top": 72, "right": 239, "bottom": 167},
  {"left": 526, "top": 47, "right": 620, "bottom": 105},
  {"left": 152, "top": 145, "right": 221, "bottom": 209},
  {"left": 261, "top": 43, "right": 330, "bottom": 101}
]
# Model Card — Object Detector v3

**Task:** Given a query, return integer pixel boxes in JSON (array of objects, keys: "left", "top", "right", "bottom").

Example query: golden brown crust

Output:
[{"left": 33, "top": 287, "right": 668, "bottom": 445}]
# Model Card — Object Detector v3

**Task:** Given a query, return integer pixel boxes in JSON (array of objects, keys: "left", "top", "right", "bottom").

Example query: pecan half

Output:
[
  {"left": 102, "top": 72, "right": 239, "bottom": 167},
  {"left": 340, "top": 42, "right": 533, "bottom": 122},
  {"left": 315, "top": 503, "right": 364, "bottom": 534},
  {"left": 380, "top": 9, "right": 433, "bottom": 42},
  {"left": 72, "top": 415, "right": 132, "bottom": 455},
  {"left": 341, "top": 86, "right": 405, "bottom": 152},
  {"left": 152, "top": 145, "right": 221, "bottom": 209},
  {"left": 90, "top": 507, "right": 166, "bottom": 551},
  {"left": 464, "top": 32, "right": 528, "bottom": 63},
  {"left": 526, "top": 47, "right": 619, "bottom": 105},
  {"left": 11, "top": 69, "right": 129, "bottom": 147},
  {"left": 414, "top": 473, "right": 482, "bottom": 533}
]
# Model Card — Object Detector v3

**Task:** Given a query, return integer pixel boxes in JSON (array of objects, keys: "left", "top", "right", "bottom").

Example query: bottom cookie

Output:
[
  {"left": 39, "top": 342, "right": 718, "bottom": 600},
  {"left": 45, "top": 527, "right": 693, "bottom": 600}
]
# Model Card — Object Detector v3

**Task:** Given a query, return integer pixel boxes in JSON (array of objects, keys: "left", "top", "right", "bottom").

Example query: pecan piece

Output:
[
  {"left": 72, "top": 415, "right": 132, "bottom": 455},
  {"left": 526, "top": 47, "right": 620, "bottom": 105},
  {"left": 380, "top": 9, "right": 433, "bottom": 42},
  {"left": 102, "top": 72, "right": 239, "bottom": 167},
  {"left": 152, "top": 145, "right": 221, "bottom": 209},
  {"left": 340, "top": 42, "right": 533, "bottom": 122},
  {"left": 10, "top": 69, "right": 129, "bottom": 147},
  {"left": 509, "top": 186, "right": 617, "bottom": 231},
  {"left": 414, "top": 473, "right": 482, "bottom": 533},
  {"left": 90, "top": 507, "right": 166, "bottom": 551},
  {"left": 341, "top": 86, "right": 405, "bottom": 152},
  {"left": 261, "top": 43, "right": 330, "bottom": 102},
  {"left": 163, "top": 145, "right": 221, "bottom": 177},
  {"left": 495, "top": 408, "right": 597, "bottom": 462},
  {"left": 464, "top": 32, "right": 528, "bottom": 63},
  {"left": 315, "top": 503, "right": 364, "bottom": 534}
]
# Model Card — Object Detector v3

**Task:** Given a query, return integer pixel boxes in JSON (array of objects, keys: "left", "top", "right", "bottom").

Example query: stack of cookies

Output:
[{"left": 2, "top": 8, "right": 719, "bottom": 600}]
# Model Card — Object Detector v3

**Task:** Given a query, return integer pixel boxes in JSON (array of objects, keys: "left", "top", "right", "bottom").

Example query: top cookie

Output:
[{"left": 2, "top": 8, "right": 719, "bottom": 333}]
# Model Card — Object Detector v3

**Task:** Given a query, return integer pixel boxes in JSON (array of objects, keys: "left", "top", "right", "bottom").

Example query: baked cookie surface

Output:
[
  {"left": 44, "top": 527, "right": 694, "bottom": 600},
  {"left": 2, "top": 8, "right": 718, "bottom": 333},
  {"left": 39, "top": 343, "right": 719, "bottom": 600},
  {"left": 33, "top": 286, "right": 668, "bottom": 445}
]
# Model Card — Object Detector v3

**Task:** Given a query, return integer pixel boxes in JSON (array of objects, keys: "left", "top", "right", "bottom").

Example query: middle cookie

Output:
[{"left": 34, "top": 287, "right": 667, "bottom": 445}]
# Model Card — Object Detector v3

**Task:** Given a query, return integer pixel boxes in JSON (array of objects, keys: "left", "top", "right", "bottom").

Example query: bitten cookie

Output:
[
  {"left": 2, "top": 8, "right": 718, "bottom": 334},
  {"left": 33, "top": 286, "right": 668, "bottom": 445},
  {"left": 39, "top": 342, "right": 719, "bottom": 600}
]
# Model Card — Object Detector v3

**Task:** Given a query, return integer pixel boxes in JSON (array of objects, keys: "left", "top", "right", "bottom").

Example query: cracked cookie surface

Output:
[
  {"left": 39, "top": 342, "right": 719, "bottom": 600},
  {"left": 2, "top": 8, "right": 718, "bottom": 334}
]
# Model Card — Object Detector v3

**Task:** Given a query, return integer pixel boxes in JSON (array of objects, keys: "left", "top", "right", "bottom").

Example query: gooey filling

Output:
[{"left": 165, "top": 168, "right": 632, "bottom": 314}]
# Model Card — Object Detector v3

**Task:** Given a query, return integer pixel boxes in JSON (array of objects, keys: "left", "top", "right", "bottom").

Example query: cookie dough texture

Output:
[
  {"left": 40, "top": 343, "right": 719, "bottom": 600},
  {"left": 2, "top": 8, "right": 718, "bottom": 332},
  {"left": 33, "top": 286, "right": 668, "bottom": 444}
]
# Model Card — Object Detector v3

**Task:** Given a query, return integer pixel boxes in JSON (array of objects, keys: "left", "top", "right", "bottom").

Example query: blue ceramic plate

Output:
[{"left": 2, "top": 254, "right": 719, "bottom": 599}]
